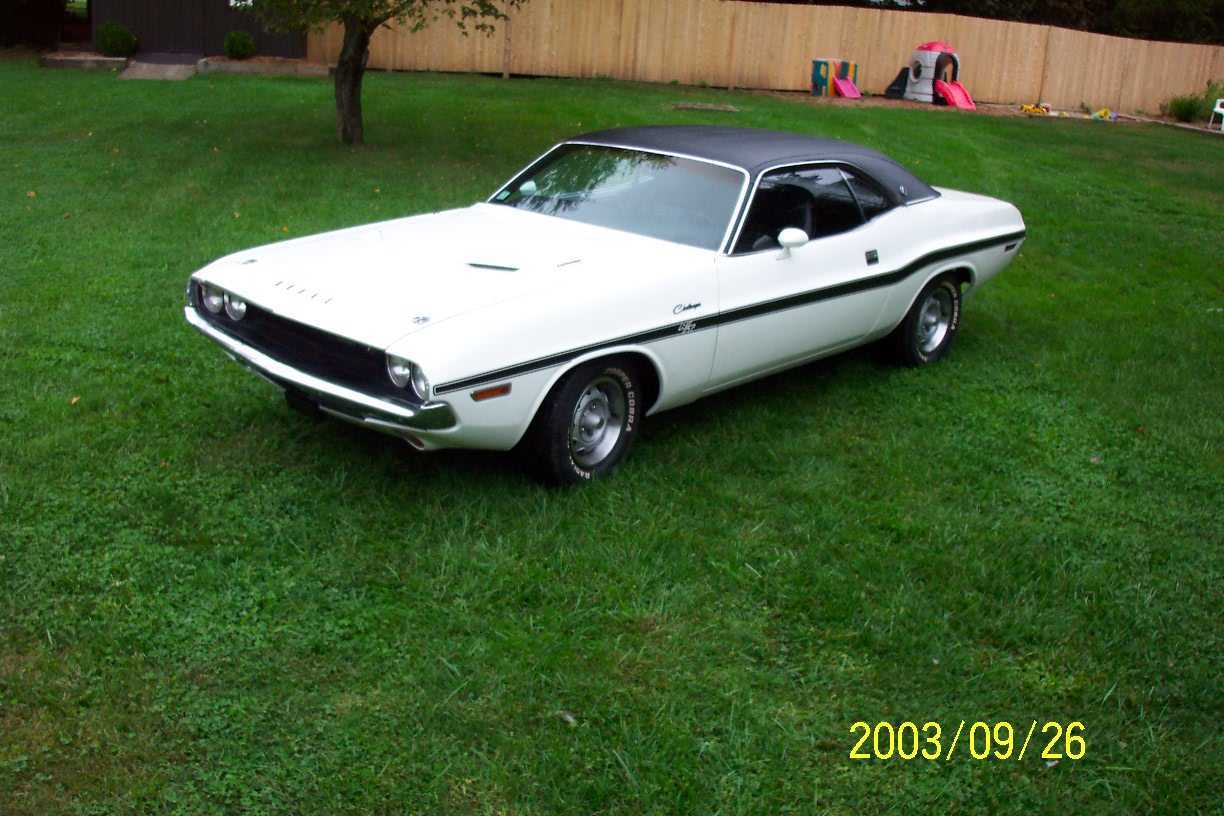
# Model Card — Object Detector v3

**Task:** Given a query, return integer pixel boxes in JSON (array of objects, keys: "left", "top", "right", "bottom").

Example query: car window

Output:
[
  {"left": 733, "top": 165, "right": 864, "bottom": 254},
  {"left": 492, "top": 144, "right": 743, "bottom": 251},
  {"left": 842, "top": 168, "right": 892, "bottom": 222}
]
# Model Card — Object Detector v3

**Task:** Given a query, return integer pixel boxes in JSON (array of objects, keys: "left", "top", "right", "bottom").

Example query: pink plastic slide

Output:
[
  {"left": 934, "top": 79, "right": 976, "bottom": 110},
  {"left": 832, "top": 77, "right": 861, "bottom": 99}
]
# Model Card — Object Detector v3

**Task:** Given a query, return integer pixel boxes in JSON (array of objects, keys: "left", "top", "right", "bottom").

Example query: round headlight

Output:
[
  {"left": 386, "top": 354, "right": 413, "bottom": 389},
  {"left": 411, "top": 365, "right": 431, "bottom": 400},
  {"left": 224, "top": 293, "right": 247, "bottom": 321},
  {"left": 200, "top": 283, "right": 224, "bottom": 314}
]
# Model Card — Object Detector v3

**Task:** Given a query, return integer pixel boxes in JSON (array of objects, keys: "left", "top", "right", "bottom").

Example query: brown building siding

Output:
[{"left": 92, "top": 0, "right": 305, "bottom": 57}]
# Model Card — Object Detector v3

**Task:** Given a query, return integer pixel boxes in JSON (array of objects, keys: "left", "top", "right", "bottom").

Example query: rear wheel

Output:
[
  {"left": 526, "top": 358, "right": 642, "bottom": 485},
  {"left": 891, "top": 275, "right": 962, "bottom": 366}
]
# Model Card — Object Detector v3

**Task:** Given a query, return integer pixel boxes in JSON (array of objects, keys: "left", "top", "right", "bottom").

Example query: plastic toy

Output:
[
  {"left": 832, "top": 76, "right": 861, "bottom": 99},
  {"left": 885, "top": 41, "right": 976, "bottom": 110},
  {"left": 812, "top": 58, "right": 859, "bottom": 98}
]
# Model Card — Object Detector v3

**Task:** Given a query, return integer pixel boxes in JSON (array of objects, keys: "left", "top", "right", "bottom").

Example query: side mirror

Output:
[{"left": 776, "top": 227, "right": 809, "bottom": 260}]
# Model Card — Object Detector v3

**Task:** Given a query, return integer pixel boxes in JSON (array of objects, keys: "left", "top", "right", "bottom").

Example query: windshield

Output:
[{"left": 491, "top": 144, "right": 744, "bottom": 251}]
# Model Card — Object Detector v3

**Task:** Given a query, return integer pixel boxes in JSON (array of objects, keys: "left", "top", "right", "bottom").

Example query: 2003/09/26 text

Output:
[{"left": 849, "top": 721, "right": 1086, "bottom": 761}]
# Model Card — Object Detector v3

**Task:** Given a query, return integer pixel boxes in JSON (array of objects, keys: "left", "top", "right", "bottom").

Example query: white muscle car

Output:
[{"left": 185, "top": 126, "right": 1025, "bottom": 483}]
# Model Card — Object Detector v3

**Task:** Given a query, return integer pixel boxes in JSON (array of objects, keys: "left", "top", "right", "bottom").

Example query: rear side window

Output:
[
  {"left": 843, "top": 169, "right": 891, "bottom": 221},
  {"left": 733, "top": 165, "right": 864, "bottom": 253}
]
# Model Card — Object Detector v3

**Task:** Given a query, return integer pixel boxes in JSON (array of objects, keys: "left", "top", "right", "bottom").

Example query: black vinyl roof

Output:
[{"left": 570, "top": 125, "right": 937, "bottom": 205}]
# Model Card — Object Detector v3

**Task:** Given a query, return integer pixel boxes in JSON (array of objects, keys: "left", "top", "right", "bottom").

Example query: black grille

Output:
[{"left": 196, "top": 299, "right": 416, "bottom": 404}]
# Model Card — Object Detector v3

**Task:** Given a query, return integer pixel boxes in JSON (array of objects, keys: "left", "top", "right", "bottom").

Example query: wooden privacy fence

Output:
[{"left": 307, "top": 0, "right": 1224, "bottom": 115}]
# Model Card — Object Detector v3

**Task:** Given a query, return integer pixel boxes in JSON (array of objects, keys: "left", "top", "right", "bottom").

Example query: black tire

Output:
[
  {"left": 525, "top": 357, "right": 643, "bottom": 485},
  {"left": 891, "top": 275, "right": 962, "bottom": 366}
]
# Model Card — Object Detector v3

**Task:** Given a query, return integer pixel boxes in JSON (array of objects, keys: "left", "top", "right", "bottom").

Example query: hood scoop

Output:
[
  {"left": 271, "top": 278, "right": 336, "bottom": 305},
  {"left": 467, "top": 262, "right": 519, "bottom": 272}
]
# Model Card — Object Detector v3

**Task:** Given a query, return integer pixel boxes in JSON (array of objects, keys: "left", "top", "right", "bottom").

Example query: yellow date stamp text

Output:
[{"left": 848, "top": 720, "right": 1086, "bottom": 761}]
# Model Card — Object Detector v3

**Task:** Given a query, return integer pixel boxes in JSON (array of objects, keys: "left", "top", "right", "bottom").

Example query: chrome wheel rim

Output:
[
  {"left": 916, "top": 287, "right": 953, "bottom": 354},
  {"left": 569, "top": 376, "right": 627, "bottom": 468}
]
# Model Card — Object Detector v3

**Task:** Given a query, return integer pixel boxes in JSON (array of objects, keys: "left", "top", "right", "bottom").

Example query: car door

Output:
[{"left": 707, "top": 164, "right": 895, "bottom": 389}]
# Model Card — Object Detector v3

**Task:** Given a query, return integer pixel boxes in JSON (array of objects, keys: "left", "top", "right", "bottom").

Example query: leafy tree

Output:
[
  {"left": 755, "top": 0, "right": 1224, "bottom": 44},
  {"left": 250, "top": 0, "right": 523, "bottom": 145},
  {"left": 1109, "top": 0, "right": 1223, "bottom": 44}
]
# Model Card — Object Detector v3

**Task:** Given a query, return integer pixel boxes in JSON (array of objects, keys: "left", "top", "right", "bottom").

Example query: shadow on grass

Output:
[{"left": 247, "top": 340, "right": 892, "bottom": 489}]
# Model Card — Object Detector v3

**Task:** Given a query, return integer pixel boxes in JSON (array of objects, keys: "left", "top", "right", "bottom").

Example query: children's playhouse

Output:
[{"left": 885, "top": 41, "right": 976, "bottom": 110}]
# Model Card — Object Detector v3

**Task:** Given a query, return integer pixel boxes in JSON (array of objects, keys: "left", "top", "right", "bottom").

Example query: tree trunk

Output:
[{"left": 335, "top": 17, "right": 372, "bottom": 145}]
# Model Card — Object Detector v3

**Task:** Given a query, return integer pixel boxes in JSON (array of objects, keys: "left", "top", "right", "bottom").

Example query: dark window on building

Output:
[{"left": 734, "top": 165, "right": 864, "bottom": 253}]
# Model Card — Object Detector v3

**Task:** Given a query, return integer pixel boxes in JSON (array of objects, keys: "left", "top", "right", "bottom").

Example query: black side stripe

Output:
[{"left": 434, "top": 230, "right": 1026, "bottom": 395}]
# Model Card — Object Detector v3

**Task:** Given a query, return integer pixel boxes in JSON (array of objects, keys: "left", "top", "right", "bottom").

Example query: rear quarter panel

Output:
[{"left": 872, "top": 189, "right": 1025, "bottom": 336}]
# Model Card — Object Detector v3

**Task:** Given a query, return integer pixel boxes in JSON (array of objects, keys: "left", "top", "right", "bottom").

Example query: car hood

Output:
[{"left": 196, "top": 203, "right": 635, "bottom": 349}]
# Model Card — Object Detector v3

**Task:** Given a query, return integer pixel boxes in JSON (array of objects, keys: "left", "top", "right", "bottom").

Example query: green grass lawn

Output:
[{"left": 1, "top": 52, "right": 1221, "bottom": 814}]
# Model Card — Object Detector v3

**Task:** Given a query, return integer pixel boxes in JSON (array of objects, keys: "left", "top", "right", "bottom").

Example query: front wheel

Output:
[
  {"left": 526, "top": 358, "right": 642, "bottom": 485},
  {"left": 891, "top": 275, "right": 962, "bottom": 366}
]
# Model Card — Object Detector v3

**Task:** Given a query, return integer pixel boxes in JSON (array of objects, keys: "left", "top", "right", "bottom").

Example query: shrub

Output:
[
  {"left": 1162, "top": 80, "right": 1224, "bottom": 123},
  {"left": 96, "top": 22, "right": 137, "bottom": 57},
  {"left": 224, "top": 30, "right": 256, "bottom": 60},
  {"left": 1165, "top": 94, "right": 1202, "bottom": 122}
]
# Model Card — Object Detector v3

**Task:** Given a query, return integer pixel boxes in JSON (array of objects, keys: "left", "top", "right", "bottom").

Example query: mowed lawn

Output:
[{"left": 1, "top": 52, "right": 1221, "bottom": 814}]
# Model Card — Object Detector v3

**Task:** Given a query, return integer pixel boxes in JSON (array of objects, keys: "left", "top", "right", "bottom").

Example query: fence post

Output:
[
  {"left": 728, "top": 2, "right": 738, "bottom": 91},
  {"left": 1115, "top": 36, "right": 1130, "bottom": 111},
  {"left": 1036, "top": 24, "right": 1052, "bottom": 104},
  {"left": 502, "top": 4, "right": 512, "bottom": 79}
]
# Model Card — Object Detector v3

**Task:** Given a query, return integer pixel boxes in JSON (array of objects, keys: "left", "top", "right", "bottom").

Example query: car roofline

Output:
[{"left": 569, "top": 125, "right": 938, "bottom": 205}]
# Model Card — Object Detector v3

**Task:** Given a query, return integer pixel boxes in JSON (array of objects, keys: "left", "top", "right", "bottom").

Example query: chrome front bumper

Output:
[{"left": 184, "top": 306, "right": 457, "bottom": 435}]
